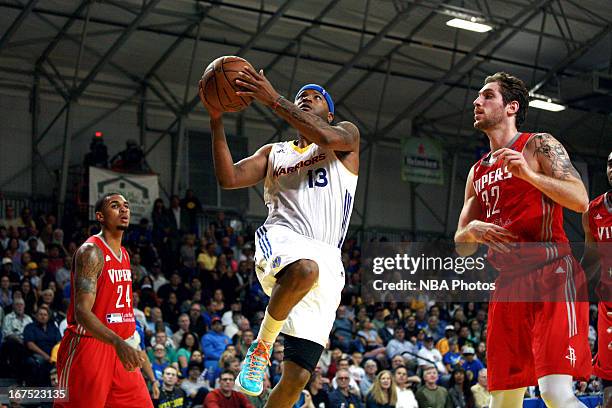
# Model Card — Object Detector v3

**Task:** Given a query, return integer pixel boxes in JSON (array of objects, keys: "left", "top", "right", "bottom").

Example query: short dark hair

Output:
[
  {"left": 484, "top": 72, "right": 529, "bottom": 127},
  {"left": 220, "top": 370, "right": 235, "bottom": 379},
  {"left": 94, "top": 192, "right": 122, "bottom": 213}
]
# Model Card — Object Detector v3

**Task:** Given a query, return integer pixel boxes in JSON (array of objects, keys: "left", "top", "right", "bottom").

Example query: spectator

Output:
[
  {"left": 173, "top": 313, "right": 192, "bottom": 347},
  {"left": 153, "top": 366, "right": 186, "bottom": 408},
  {"left": 161, "top": 292, "right": 181, "bottom": 330},
  {"left": 23, "top": 306, "right": 61, "bottom": 385},
  {"left": 460, "top": 346, "right": 484, "bottom": 386},
  {"left": 366, "top": 370, "right": 397, "bottom": 408},
  {"left": 470, "top": 369, "right": 491, "bottom": 408},
  {"left": 54, "top": 256, "right": 71, "bottom": 290},
  {"left": 0, "top": 206, "right": 19, "bottom": 229},
  {"left": 360, "top": 359, "right": 379, "bottom": 396},
  {"left": 150, "top": 344, "right": 171, "bottom": 380},
  {"left": 414, "top": 366, "right": 448, "bottom": 408},
  {"left": 189, "top": 302, "right": 208, "bottom": 339},
  {"left": 158, "top": 272, "right": 191, "bottom": 305},
  {"left": 180, "top": 362, "right": 209, "bottom": 406},
  {"left": 378, "top": 315, "right": 396, "bottom": 346},
  {"left": 0, "top": 275, "right": 12, "bottom": 309},
  {"left": 181, "top": 189, "right": 202, "bottom": 234},
  {"left": 349, "top": 351, "right": 366, "bottom": 385},
  {"left": 110, "top": 139, "right": 147, "bottom": 173},
  {"left": 442, "top": 338, "right": 463, "bottom": 373},
  {"left": 329, "top": 368, "right": 363, "bottom": 408},
  {"left": 436, "top": 325, "right": 456, "bottom": 356},
  {"left": 202, "top": 317, "right": 231, "bottom": 371},
  {"left": 130, "top": 253, "right": 149, "bottom": 283},
  {"left": 198, "top": 242, "right": 218, "bottom": 273},
  {"left": 331, "top": 306, "right": 354, "bottom": 352},
  {"left": 446, "top": 368, "right": 475, "bottom": 408},
  {"left": 417, "top": 336, "right": 446, "bottom": 378},
  {"left": 83, "top": 135, "right": 109, "bottom": 169},
  {"left": 331, "top": 358, "right": 360, "bottom": 392},
  {"left": 357, "top": 317, "right": 385, "bottom": 357},
  {"left": 177, "top": 332, "right": 200, "bottom": 375},
  {"left": 148, "top": 331, "right": 178, "bottom": 364},
  {"left": 180, "top": 233, "right": 198, "bottom": 272},
  {"left": 393, "top": 366, "right": 418, "bottom": 408},
  {"left": 403, "top": 314, "right": 419, "bottom": 341},
  {"left": 18, "top": 208, "right": 36, "bottom": 230},
  {"left": 204, "top": 370, "right": 254, "bottom": 408},
  {"left": 306, "top": 372, "right": 329, "bottom": 408},
  {"left": 386, "top": 327, "right": 418, "bottom": 369}
]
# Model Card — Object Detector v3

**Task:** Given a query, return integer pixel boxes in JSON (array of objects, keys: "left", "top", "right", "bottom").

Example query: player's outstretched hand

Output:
[
  {"left": 235, "top": 66, "right": 281, "bottom": 107},
  {"left": 198, "top": 80, "right": 223, "bottom": 119},
  {"left": 467, "top": 220, "right": 518, "bottom": 253},
  {"left": 114, "top": 339, "right": 144, "bottom": 371}
]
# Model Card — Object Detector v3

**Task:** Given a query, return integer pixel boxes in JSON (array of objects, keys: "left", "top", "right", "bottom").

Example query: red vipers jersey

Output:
[
  {"left": 472, "top": 133, "right": 569, "bottom": 271},
  {"left": 65, "top": 235, "right": 135, "bottom": 339}
]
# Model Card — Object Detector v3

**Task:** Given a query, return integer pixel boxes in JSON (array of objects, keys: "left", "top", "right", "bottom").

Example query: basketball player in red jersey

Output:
[
  {"left": 54, "top": 192, "right": 153, "bottom": 407},
  {"left": 582, "top": 151, "right": 612, "bottom": 407},
  {"left": 455, "top": 73, "right": 591, "bottom": 408}
]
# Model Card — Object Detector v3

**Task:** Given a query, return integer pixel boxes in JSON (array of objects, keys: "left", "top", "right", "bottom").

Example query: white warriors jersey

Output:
[{"left": 262, "top": 141, "right": 358, "bottom": 248}]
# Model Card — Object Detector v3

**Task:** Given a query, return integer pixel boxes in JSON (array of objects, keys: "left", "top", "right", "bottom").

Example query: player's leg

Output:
[
  {"left": 265, "top": 334, "right": 324, "bottom": 408},
  {"left": 105, "top": 366, "right": 153, "bottom": 408},
  {"left": 490, "top": 388, "right": 527, "bottom": 408},
  {"left": 54, "top": 335, "right": 113, "bottom": 408},
  {"left": 538, "top": 374, "right": 587, "bottom": 408},
  {"left": 265, "top": 361, "right": 311, "bottom": 408},
  {"left": 238, "top": 259, "right": 319, "bottom": 396}
]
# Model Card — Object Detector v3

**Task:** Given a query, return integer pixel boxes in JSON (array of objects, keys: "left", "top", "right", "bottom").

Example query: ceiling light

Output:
[
  {"left": 529, "top": 98, "right": 566, "bottom": 112},
  {"left": 446, "top": 18, "right": 492, "bottom": 33}
]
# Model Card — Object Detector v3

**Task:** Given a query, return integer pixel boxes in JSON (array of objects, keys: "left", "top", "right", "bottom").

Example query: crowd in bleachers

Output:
[{"left": 0, "top": 194, "right": 605, "bottom": 408}]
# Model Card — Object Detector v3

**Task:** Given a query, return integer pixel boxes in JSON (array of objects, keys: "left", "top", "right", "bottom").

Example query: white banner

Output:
[{"left": 89, "top": 167, "right": 159, "bottom": 224}]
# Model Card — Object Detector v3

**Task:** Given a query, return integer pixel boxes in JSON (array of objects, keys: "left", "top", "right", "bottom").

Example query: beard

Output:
[{"left": 473, "top": 111, "right": 504, "bottom": 131}]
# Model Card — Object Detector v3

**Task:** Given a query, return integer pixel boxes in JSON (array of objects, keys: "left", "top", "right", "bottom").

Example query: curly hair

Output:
[{"left": 484, "top": 72, "right": 529, "bottom": 127}]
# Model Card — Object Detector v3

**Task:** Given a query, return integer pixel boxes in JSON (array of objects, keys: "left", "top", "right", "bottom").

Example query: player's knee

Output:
[{"left": 285, "top": 260, "right": 319, "bottom": 291}]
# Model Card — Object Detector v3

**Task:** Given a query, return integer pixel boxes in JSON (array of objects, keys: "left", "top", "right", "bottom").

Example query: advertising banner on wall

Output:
[
  {"left": 401, "top": 136, "right": 444, "bottom": 185},
  {"left": 89, "top": 167, "right": 159, "bottom": 223}
]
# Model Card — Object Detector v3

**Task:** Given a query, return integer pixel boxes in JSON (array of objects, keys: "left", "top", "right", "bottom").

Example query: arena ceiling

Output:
[{"left": 1, "top": 0, "right": 611, "bottom": 163}]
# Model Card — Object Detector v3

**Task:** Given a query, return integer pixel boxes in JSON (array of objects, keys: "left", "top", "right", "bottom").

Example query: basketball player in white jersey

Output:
[{"left": 199, "top": 65, "right": 359, "bottom": 408}]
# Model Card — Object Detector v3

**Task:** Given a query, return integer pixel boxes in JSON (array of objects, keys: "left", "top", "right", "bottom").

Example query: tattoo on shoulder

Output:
[
  {"left": 75, "top": 244, "right": 103, "bottom": 294},
  {"left": 531, "top": 133, "right": 581, "bottom": 180}
]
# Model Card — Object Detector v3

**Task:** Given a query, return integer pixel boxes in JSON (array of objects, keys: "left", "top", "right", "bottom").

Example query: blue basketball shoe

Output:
[{"left": 235, "top": 340, "right": 272, "bottom": 396}]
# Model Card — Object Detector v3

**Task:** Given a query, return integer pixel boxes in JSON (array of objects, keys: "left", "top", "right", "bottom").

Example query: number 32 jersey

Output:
[
  {"left": 66, "top": 235, "right": 135, "bottom": 339},
  {"left": 263, "top": 141, "right": 358, "bottom": 248}
]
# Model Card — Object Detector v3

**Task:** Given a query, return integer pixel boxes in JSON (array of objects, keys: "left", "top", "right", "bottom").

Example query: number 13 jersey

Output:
[
  {"left": 472, "top": 132, "right": 568, "bottom": 244},
  {"left": 263, "top": 141, "right": 358, "bottom": 247}
]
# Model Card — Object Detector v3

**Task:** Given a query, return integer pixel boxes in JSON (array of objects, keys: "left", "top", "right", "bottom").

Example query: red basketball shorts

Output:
[
  {"left": 487, "top": 255, "right": 592, "bottom": 391},
  {"left": 594, "top": 301, "right": 612, "bottom": 380},
  {"left": 54, "top": 331, "right": 152, "bottom": 408}
]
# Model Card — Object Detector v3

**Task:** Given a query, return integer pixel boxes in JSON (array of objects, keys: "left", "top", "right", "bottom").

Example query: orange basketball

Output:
[{"left": 198, "top": 56, "right": 255, "bottom": 113}]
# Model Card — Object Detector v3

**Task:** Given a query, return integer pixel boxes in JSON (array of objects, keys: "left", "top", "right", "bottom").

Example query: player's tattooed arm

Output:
[
  {"left": 524, "top": 133, "right": 588, "bottom": 212},
  {"left": 531, "top": 133, "right": 581, "bottom": 180},
  {"left": 75, "top": 243, "right": 103, "bottom": 294},
  {"left": 275, "top": 97, "right": 359, "bottom": 152}
]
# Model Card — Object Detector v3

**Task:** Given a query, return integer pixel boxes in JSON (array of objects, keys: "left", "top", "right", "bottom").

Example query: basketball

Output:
[{"left": 199, "top": 56, "right": 255, "bottom": 113}]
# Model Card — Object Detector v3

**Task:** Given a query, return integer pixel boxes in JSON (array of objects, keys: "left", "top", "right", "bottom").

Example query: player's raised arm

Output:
[
  {"left": 235, "top": 66, "right": 360, "bottom": 152},
  {"left": 200, "top": 85, "right": 272, "bottom": 190},
  {"left": 455, "top": 166, "right": 517, "bottom": 256},
  {"left": 73, "top": 243, "right": 142, "bottom": 370},
  {"left": 494, "top": 133, "right": 588, "bottom": 213}
]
